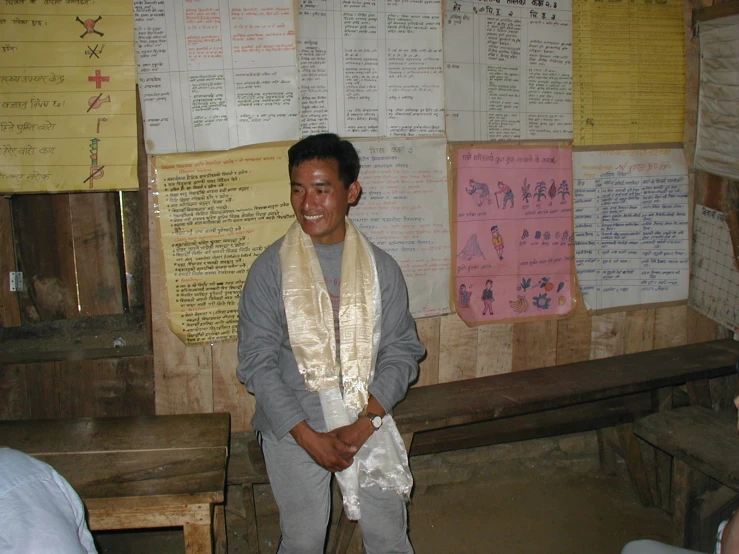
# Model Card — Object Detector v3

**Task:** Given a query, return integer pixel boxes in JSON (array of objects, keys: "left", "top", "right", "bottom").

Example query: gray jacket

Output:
[{"left": 236, "top": 237, "right": 425, "bottom": 439}]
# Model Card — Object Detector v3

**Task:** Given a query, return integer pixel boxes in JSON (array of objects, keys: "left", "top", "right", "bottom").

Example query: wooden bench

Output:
[
  {"left": 635, "top": 405, "right": 739, "bottom": 552},
  {"left": 0, "top": 413, "right": 230, "bottom": 554},
  {"left": 227, "top": 338, "right": 739, "bottom": 553}
]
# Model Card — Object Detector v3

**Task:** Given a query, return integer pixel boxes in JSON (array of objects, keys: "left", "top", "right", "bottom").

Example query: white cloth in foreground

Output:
[{"left": 0, "top": 447, "right": 97, "bottom": 554}]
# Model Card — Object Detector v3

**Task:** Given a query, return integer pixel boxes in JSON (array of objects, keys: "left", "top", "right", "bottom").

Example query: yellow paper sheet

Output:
[
  {"left": 572, "top": 0, "right": 685, "bottom": 146},
  {"left": 153, "top": 144, "right": 294, "bottom": 345},
  {"left": 0, "top": 1, "right": 137, "bottom": 193}
]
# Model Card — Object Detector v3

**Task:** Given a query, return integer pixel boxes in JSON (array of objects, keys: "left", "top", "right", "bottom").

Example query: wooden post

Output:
[{"left": 615, "top": 423, "right": 653, "bottom": 507}]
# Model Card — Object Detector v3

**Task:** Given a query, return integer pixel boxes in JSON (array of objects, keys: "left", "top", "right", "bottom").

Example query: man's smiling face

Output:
[{"left": 290, "top": 158, "right": 361, "bottom": 245}]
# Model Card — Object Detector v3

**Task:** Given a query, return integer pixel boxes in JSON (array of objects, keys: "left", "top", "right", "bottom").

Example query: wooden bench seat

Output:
[
  {"left": 635, "top": 405, "right": 739, "bottom": 551},
  {"left": 0, "top": 413, "right": 230, "bottom": 554},
  {"left": 226, "top": 338, "right": 739, "bottom": 554}
]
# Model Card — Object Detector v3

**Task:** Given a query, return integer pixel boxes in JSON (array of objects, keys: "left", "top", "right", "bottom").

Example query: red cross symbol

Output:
[{"left": 88, "top": 69, "right": 110, "bottom": 89}]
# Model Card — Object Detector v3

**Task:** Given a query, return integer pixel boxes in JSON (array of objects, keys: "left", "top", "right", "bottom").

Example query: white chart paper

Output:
[
  {"left": 298, "top": 0, "right": 445, "bottom": 138},
  {"left": 573, "top": 149, "right": 689, "bottom": 311},
  {"left": 135, "top": 0, "right": 300, "bottom": 154},
  {"left": 444, "top": 0, "right": 573, "bottom": 141},
  {"left": 351, "top": 138, "right": 450, "bottom": 318},
  {"left": 688, "top": 205, "right": 739, "bottom": 334}
]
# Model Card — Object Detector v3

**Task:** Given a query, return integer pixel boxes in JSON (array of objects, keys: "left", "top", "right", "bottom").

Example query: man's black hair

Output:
[{"left": 288, "top": 133, "right": 360, "bottom": 189}]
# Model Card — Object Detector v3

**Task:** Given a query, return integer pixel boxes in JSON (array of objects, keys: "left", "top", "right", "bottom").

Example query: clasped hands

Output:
[{"left": 291, "top": 418, "right": 374, "bottom": 473}]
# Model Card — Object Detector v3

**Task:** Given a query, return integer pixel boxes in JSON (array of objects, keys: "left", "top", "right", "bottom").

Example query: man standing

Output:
[{"left": 237, "top": 133, "right": 424, "bottom": 553}]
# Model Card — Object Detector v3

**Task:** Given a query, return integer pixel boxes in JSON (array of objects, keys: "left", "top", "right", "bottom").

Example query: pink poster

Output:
[{"left": 455, "top": 146, "right": 575, "bottom": 325}]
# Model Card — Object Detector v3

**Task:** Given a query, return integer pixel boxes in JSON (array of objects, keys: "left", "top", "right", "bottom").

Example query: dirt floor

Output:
[{"left": 95, "top": 451, "right": 676, "bottom": 554}]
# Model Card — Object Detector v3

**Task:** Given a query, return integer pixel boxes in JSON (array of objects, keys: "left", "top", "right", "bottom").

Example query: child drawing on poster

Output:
[
  {"left": 454, "top": 147, "right": 575, "bottom": 325},
  {"left": 458, "top": 284, "right": 472, "bottom": 309},
  {"left": 481, "top": 280, "right": 494, "bottom": 315},
  {"left": 490, "top": 225, "right": 504, "bottom": 260}
]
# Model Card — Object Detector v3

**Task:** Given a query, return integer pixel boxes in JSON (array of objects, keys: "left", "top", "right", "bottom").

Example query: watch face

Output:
[{"left": 370, "top": 415, "right": 382, "bottom": 429}]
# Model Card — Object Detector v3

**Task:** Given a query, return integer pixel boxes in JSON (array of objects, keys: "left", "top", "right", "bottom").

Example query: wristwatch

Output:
[{"left": 360, "top": 408, "right": 383, "bottom": 431}]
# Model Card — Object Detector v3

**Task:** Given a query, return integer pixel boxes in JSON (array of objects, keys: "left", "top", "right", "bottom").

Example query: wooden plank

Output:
[
  {"left": 438, "top": 314, "right": 477, "bottom": 383},
  {"left": 240, "top": 484, "right": 260, "bottom": 553},
  {"left": 0, "top": 363, "right": 29, "bottom": 420},
  {"left": 149, "top": 189, "right": 213, "bottom": 414},
  {"left": 86, "top": 500, "right": 212, "bottom": 529},
  {"left": 1, "top": 344, "right": 153, "bottom": 364},
  {"left": 555, "top": 302, "right": 592, "bottom": 365},
  {"left": 409, "top": 392, "right": 653, "bottom": 456},
  {"left": 0, "top": 412, "right": 230, "bottom": 453},
  {"left": 58, "top": 359, "right": 96, "bottom": 418},
  {"left": 476, "top": 323, "right": 513, "bottom": 377},
  {"left": 686, "top": 379, "right": 712, "bottom": 408},
  {"left": 25, "top": 361, "right": 61, "bottom": 418},
  {"left": 615, "top": 423, "right": 653, "bottom": 507},
  {"left": 414, "top": 317, "right": 440, "bottom": 387},
  {"left": 0, "top": 197, "right": 21, "bottom": 327},
  {"left": 686, "top": 307, "right": 726, "bottom": 344},
  {"left": 12, "top": 194, "right": 78, "bottom": 320},
  {"left": 213, "top": 505, "right": 227, "bottom": 554},
  {"left": 589, "top": 312, "right": 627, "bottom": 360},
  {"left": 624, "top": 309, "right": 656, "bottom": 354},
  {"left": 227, "top": 432, "right": 268, "bottom": 484},
  {"left": 634, "top": 406, "right": 739, "bottom": 491},
  {"left": 511, "top": 320, "right": 557, "bottom": 371},
  {"left": 32, "top": 449, "right": 226, "bottom": 500},
  {"left": 654, "top": 305, "right": 688, "bottom": 349},
  {"left": 212, "top": 341, "right": 254, "bottom": 433},
  {"left": 57, "top": 356, "right": 155, "bottom": 419},
  {"left": 184, "top": 521, "right": 214, "bottom": 554},
  {"left": 394, "top": 339, "right": 739, "bottom": 433},
  {"left": 69, "top": 193, "right": 124, "bottom": 316}
]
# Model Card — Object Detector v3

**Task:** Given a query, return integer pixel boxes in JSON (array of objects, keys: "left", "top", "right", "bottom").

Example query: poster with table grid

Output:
[{"left": 688, "top": 205, "right": 739, "bottom": 334}]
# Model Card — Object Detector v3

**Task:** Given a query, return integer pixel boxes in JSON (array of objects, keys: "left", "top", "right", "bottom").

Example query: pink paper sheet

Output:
[{"left": 455, "top": 146, "right": 575, "bottom": 325}]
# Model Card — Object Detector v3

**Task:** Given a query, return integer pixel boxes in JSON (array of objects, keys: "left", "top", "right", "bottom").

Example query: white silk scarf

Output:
[{"left": 279, "top": 218, "right": 412, "bottom": 520}]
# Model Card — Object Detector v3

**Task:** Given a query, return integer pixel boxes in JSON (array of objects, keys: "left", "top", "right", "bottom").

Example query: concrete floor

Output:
[{"left": 95, "top": 431, "right": 677, "bottom": 554}]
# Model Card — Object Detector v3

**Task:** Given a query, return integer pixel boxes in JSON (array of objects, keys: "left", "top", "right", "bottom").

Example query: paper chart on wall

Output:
[
  {"left": 688, "top": 205, "right": 739, "bottom": 334},
  {"left": 0, "top": 0, "right": 138, "bottom": 193},
  {"left": 298, "top": 0, "right": 445, "bottom": 139},
  {"left": 454, "top": 146, "right": 575, "bottom": 326},
  {"left": 573, "top": 149, "right": 689, "bottom": 312},
  {"left": 444, "top": 0, "right": 573, "bottom": 142},
  {"left": 572, "top": 0, "right": 685, "bottom": 146},
  {"left": 350, "top": 138, "right": 450, "bottom": 318},
  {"left": 135, "top": 0, "right": 299, "bottom": 154},
  {"left": 152, "top": 145, "right": 293, "bottom": 344}
]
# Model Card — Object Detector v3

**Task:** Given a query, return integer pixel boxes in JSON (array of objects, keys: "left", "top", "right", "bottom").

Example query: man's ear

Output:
[{"left": 348, "top": 181, "right": 362, "bottom": 205}]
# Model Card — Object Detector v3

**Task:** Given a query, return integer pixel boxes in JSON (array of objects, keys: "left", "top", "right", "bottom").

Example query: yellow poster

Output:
[
  {"left": 153, "top": 144, "right": 294, "bottom": 345},
  {"left": 572, "top": 0, "right": 685, "bottom": 146},
  {"left": 0, "top": 0, "right": 137, "bottom": 193}
]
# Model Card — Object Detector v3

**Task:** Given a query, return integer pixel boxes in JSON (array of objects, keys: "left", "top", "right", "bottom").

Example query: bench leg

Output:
[
  {"left": 653, "top": 387, "right": 674, "bottom": 512},
  {"left": 686, "top": 379, "right": 712, "bottom": 409},
  {"left": 615, "top": 423, "right": 653, "bottom": 507},
  {"left": 241, "top": 483, "right": 260, "bottom": 554},
  {"left": 596, "top": 428, "right": 618, "bottom": 476},
  {"left": 329, "top": 508, "right": 357, "bottom": 554},
  {"left": 213, "top": 505, "right": 227, "bottom": 554},
  {"left": 672, "top": 458, "right": 709, "bottom": 550},
  {"left": 184, "top": 514, "right": 214, "bottom": 554}
]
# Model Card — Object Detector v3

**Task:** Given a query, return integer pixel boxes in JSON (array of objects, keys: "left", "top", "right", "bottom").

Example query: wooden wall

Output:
[
  {"left": 148, "top": 0, "right": 732, "bottom": 433},
  {"left": 1, "top": 0, "right": 734, "bottom": 428}
]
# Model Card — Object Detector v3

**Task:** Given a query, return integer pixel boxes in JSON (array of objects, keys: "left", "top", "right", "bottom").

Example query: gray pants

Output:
[{"left": 260, "top": 429, "right": 413, "bottom": 554}]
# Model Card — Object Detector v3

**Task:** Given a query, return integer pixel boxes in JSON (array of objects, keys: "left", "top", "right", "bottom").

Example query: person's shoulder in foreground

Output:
[{"left": 0, "top": 447, "right": 97, "bottom": 554}]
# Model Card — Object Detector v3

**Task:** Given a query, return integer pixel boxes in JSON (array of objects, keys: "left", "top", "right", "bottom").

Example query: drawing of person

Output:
[
  {"left": 481, "top": 280, "right": 494, "bottom": 315},
  {"left": 491, "top": 226, "right": 504, "bottom": 260},
  {"left": 496, "top": 181, "right": 514, "bottom": 209},
  {"left": 458, "top": 284, "right": 472, "bottom": 308},
  {"left": 466, "top": 179, "right": 491, "bottom": 206}
]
